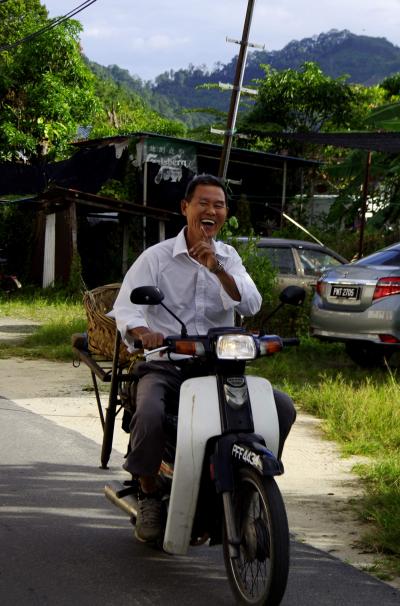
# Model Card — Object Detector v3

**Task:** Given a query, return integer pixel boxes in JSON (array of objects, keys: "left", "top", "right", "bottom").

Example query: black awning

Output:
[
  {"left": 261, "top": 131, "right": 400, "bottom": 153},
  {"left": 39, "top": 187, "right": 180, "bottom": 221}
]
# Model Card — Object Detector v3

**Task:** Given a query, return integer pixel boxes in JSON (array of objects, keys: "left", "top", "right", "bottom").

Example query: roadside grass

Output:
[
  {"left": 1, "top": 294, "right": 399, "bottom": 578},
  {"left": 0, "top": 291, "right": 85, "bottom": 322},
  {"left": 251, "top": 338, "right": 400, "bottom": 577},
  {"left": 0, "top": 318, "right": 88, "bottom": 360},
  {"left": 0, "top": 292, "right": 86, "bottom": 360}
]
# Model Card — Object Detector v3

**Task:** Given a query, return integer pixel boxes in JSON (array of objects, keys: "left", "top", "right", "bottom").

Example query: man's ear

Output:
[{"left": 181, "top": 199, "right": 188, "bottom": 216}]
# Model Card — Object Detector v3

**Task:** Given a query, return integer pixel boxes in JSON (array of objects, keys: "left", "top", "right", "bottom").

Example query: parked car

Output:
[
  {"left": 310, "top": 242, "right": 400, "bottom": 366},
  {"left": 233, "top": 237, "right": 347, "bottom": 293}
]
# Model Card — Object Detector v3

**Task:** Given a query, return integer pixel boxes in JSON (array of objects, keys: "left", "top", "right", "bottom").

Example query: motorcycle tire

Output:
[{"left": 223, "top": 468, "right": 289, "bottom": 606}]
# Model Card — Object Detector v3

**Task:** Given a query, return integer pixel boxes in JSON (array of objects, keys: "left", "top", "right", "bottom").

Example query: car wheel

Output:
[{"left": 345, "top": 342, "right": 393, "bottom": 368}]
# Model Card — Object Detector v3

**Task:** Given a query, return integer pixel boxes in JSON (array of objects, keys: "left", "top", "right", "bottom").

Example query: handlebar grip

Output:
[{"left": 282, "top": 338, "right": 300, "bottom": 347}]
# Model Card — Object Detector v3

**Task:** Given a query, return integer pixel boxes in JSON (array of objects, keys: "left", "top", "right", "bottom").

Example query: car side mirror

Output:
[
  {"left": 279, "top": 285, "right": 306, "bottom": 307},
  {"left": 130, "top": 286, "right": 165, "bottom": 305}
]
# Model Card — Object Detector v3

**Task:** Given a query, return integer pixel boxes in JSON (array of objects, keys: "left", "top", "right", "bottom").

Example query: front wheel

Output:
[
  {"left": 345, "top": 341, "right": 393, "bottom": 368},
  {"left": 223, "top": 469, "right": 289, "bottom": 606}
]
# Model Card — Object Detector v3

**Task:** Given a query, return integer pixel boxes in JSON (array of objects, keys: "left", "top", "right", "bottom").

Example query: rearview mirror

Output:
[
  {"left": 279, "top": 285, "right": 306, "bottom": 307},
  {"left": 130, "top": 286, "right": 164, "bottom": 305}
]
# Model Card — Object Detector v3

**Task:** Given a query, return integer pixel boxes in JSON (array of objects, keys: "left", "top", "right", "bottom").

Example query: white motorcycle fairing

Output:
[{"left": 163, "top": 374, "right": 279, "bottom": 555}]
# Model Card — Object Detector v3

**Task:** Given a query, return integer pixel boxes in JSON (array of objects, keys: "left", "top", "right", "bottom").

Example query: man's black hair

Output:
[{"left": 184, "top": 174, "right": 228, "bottom": 204}]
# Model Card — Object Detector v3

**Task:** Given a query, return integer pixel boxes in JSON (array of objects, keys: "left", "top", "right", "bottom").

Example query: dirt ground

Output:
[{"left": 0, "top": 318, "right": 398, "bottom": 589}]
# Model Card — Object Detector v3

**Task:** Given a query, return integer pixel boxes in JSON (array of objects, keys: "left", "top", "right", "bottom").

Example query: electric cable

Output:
[{"left": 0, "top": 0, "right": 98, "bottom": 52}]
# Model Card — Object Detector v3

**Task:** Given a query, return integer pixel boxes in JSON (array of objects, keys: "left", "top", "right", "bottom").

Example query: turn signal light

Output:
[
  {"left": 258, "top": 336, "right": 283, "bottom": 356},
  {"left": 174, "top": 341, "right": 205, "bottom": 355},
  {"left": 373, "top": 277, "right": 400, "bottom": 300},
  {"left": 315, "top": 279, "right": 324, "bottom": 296}
]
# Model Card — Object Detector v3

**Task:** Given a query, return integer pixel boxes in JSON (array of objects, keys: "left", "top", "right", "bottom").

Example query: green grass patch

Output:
[
  {"left": 251, "top": 341, "right": 400, "bottom": 574},
  {"left": 0, "top": 291, "right": 86, "bottom": 323},
  {"left": 355, "top": 456, "right": 400, "bottom": 558},
  {"left": 0, "top": 318, "right": 87, "bottom": 360},
  {"left": 0, "top": 291, "right": 87, "bottom": 360}
]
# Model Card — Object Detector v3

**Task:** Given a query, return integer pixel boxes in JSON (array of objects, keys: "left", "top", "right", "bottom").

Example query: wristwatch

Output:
[{"left": 209, "top": 260, "right": 224, "bottom": 274}]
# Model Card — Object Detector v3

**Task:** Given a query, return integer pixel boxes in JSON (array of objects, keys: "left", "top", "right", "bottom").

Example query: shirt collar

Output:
[
  {"left": 172, "top": 227, "right": 230, "bottom": 259},
  {"left": 172, "top": 228, "right": 190, "bottom": 257}
]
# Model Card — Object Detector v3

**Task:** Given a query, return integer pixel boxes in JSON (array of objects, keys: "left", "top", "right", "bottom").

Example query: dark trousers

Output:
[{"left": 123, "top": 361, "right": 296, "bottom": 477}]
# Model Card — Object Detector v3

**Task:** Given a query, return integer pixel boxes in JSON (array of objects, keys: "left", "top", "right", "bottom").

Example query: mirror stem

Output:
[{"left": 160, "top": 302, "right": 188, "bottom": 337}]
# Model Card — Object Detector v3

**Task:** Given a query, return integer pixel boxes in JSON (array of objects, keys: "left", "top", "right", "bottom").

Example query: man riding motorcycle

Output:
[{"left": 113, "top": 174, "right": 296, "bottom": 542}]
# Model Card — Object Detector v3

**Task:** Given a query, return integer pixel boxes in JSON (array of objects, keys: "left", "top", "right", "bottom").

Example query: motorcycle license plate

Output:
[{"left": 330, "top": 285, "right": 360, "bottom": 299}]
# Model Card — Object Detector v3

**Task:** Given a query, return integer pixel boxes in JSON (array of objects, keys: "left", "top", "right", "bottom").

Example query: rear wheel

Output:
[
  {"left": 345, "top": 342, "right": 393, "bottom": 368},
  {"left": 223, "top": 469, "right": 289, "bottom": 606}
]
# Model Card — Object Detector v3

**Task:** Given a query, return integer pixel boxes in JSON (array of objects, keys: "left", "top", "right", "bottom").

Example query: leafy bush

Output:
[
  {"left": 219, "top": 217, "right": 277, "bottom": 306},
  {"left": 219, "top": 217, "right": 308, "bottom": 335}
]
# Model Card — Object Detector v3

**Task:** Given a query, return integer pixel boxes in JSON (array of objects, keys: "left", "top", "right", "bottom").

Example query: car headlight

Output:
[{"left": 216, "top": 334, "right": 257, "bottom": 360}]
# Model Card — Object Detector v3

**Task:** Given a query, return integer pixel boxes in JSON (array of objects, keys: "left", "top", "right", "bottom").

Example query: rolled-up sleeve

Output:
[
  {"left": 219, "top": 247, "right": 262, "bottom": 316},
  {"left": 112, "top": 253, "right": 155, "bottom": 348}
]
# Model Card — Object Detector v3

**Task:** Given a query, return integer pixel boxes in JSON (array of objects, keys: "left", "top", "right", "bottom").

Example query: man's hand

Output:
[
  {"left": 189, "top": 225, "right": 219, "bottom": 271},
  {"left": 128, "top": 327, "right": 164, "bottom": 349}
]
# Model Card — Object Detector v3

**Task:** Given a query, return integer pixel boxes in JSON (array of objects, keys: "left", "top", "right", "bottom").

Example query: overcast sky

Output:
[{"left": 43, "top": 0, "right": 400, "bottom": 81}]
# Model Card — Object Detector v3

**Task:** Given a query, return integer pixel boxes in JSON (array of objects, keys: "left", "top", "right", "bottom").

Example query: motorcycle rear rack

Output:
[{"left": 72, "top": 330, "right": 136, "bottom": 468}]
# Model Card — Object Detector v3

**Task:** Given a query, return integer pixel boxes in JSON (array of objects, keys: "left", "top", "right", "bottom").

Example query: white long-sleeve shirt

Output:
[{"left": 112, "top": 227, "right": 262, "bottom": 352}]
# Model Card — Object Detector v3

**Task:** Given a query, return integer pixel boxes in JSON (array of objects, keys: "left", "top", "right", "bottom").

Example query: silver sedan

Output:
[{"left": 310, "top": 242, "right": 400, "bottom": 366}]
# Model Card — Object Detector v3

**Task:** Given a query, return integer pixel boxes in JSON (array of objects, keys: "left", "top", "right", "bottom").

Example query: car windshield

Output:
[
  {"left": 356, "top": 248, "right": 400, "bottom": 267},
  {"left": 298, "top": 249, "right": 342, "bottom": 276}
]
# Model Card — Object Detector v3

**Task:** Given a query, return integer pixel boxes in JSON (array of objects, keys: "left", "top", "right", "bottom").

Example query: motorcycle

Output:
[
  {"left": 0, "top": 253, "right": 21, "bottom": 294},
  {"left": 105, "top": 284, "right": 305, "bottom": 606}
]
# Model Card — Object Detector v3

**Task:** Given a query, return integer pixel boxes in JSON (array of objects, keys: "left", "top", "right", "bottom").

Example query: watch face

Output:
[{"left": 211, "top": 261, "right": 224, "bottom": 273}]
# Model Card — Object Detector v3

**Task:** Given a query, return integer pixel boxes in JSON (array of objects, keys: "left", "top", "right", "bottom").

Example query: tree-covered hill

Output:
[
  {"left": 248, "top": 30, "right": 400, "bottom": 85},
  {"left": 89, "top": 30, "right": 400, "bottom": 126}
]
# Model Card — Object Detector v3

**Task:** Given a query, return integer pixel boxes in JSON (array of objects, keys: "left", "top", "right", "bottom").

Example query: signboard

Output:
[{"left": 136, "top": 137, "right": 197, "bottom": 183}]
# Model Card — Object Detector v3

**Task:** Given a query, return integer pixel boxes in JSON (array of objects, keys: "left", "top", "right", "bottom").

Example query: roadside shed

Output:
[{"left": 1, "top": 132, "right": 319, "bottom": 288}]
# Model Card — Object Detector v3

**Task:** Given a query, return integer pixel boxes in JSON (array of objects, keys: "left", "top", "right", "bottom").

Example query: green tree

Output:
[
  {"left": 241, "top": 62, "right": 364, "bottom": 136},
  {"left": 90, "top": 75, "right": 186, "bottom": 139},
  {"left": 326, "top": 99, "right": 400, "bottom": 230},
  {"left": 0, "top": 0, "right": 98, "bottom": 161}
]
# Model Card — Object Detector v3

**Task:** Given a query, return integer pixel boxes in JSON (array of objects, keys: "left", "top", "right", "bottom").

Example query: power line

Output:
[{"left": 0, "top": 0, "right": 98, "bottom": 52}]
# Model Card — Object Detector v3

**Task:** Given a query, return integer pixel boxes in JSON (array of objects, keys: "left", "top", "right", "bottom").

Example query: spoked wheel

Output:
[{"left": 223, "top": 468, "right": 289, "bottom": 606}]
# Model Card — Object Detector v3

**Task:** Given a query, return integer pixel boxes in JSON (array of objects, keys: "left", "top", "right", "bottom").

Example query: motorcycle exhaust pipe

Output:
[{"left": 104, "top": 481, "right": 138, "bottom": 519}]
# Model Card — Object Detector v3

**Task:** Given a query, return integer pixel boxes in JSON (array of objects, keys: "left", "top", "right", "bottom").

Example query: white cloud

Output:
[
  {"left": 43, "top": 0, "right": 400, "bottom": 80},
  {"left": 147, "top": 35, "right": 190, "bottom": 50}
]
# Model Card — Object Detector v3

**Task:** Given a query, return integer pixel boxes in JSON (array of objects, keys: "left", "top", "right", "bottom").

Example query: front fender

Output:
[{"left": 211, "top": 434, "right": 284, "bottom": 494}]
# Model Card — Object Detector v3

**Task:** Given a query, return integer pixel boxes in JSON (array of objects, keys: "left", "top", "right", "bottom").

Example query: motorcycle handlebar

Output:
[
  {"left": 281, "top": 338, "right": 300, "bottom": 347},
  {"left": 133, "top": 335, "right": 300, "bottom": 354}
]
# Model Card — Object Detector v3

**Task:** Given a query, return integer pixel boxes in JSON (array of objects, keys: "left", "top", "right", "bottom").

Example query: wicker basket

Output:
[{"left": 83, "top": 283, "right": 131, "bottom": 364}]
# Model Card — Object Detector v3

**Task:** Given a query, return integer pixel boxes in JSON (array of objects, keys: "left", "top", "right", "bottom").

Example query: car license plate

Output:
[{"left": 330, "top": 285, "right": 360, "bottom": 299}]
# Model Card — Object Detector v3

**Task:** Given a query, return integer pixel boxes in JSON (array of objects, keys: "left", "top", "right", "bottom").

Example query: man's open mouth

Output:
[{"left": 201, "top": 219, "right": 215, "bottom": 226}]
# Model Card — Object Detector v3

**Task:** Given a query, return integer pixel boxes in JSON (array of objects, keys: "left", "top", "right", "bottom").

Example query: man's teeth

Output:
[{"left": 201, "top": 220, "right": 215, "bottom": 225}]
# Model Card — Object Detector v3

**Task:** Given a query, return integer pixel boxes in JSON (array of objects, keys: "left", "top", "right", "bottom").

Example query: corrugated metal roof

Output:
[
  {"left": 262, "top": 131, "right": 400, "bottom": 153},
  {"left": 71, "top": 131, "right": 320, "bottom": 167}
]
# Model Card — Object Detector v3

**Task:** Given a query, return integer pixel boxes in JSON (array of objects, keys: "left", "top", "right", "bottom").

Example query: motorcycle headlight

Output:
[{"left": 216, "top": 334, "right": 257, "bottom": 360}]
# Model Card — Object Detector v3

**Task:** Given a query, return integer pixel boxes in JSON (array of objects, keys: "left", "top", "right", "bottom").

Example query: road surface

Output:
[{"left": 0, "top": 396, "right": 399, "bottom": 605}]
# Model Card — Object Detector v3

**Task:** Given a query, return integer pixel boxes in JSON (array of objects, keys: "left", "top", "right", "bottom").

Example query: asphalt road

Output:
[{"left": 1, "top": 398, "right": 399, "bottom": 606}]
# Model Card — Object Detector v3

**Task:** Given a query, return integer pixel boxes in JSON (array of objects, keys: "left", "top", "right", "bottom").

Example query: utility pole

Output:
[
  {"left": 358, "top": 150, "right": 372, "bottom": 259},
  {"left": 218, "top": 0, "right": 257, "bottom": 180}
]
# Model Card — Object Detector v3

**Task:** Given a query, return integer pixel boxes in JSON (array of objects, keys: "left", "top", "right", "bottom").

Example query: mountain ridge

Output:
[{"left": 88, "top": 30, "right": 400, "bottom": 126}]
